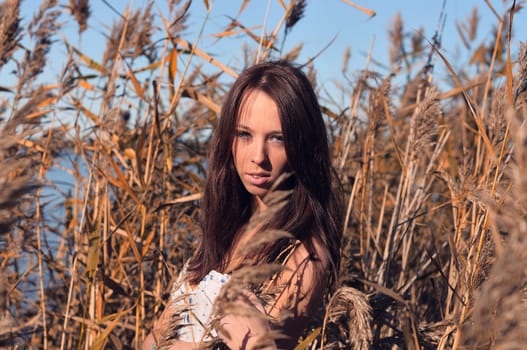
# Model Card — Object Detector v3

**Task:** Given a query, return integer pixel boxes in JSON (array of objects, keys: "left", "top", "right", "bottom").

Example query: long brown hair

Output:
[{"left": 186, "top": 61, "right": 343, "bottom": 286}]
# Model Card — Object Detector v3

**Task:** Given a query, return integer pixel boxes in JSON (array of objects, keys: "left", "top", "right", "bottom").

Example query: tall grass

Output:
[{"left": 0, "top": 0, "right": 526, "bottom": 349}]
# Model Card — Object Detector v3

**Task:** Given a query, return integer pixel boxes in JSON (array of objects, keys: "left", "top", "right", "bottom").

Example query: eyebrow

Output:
[{"left": 235, "top": 124, "right": 283, "bottom": 134}]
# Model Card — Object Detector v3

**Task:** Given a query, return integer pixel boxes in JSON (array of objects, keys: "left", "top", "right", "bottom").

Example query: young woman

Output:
[{"left": 144, "top": 60, "right": 343, "bottom": 350}]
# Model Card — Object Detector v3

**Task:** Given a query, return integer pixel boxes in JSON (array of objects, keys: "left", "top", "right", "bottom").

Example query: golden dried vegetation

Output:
[{"left": 1, "top": 0, "right": 526, "bottom": 349}]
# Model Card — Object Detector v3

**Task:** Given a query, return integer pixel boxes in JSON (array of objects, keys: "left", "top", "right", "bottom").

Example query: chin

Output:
[
  {"left": 248, "top": 189, "right": 269, "bottom": 198},
  {"left": 245, "top": 186, "right": 270, "bottom": 198}
]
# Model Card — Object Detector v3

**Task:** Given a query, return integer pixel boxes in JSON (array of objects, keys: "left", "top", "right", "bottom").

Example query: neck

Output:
[{"left": 252, "top": 196, "right": 267, "bottom": 213}]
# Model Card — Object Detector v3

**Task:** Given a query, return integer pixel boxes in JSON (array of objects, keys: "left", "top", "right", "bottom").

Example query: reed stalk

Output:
[{"left": 1, "top": 1, "right": 526, "bottom": 349}]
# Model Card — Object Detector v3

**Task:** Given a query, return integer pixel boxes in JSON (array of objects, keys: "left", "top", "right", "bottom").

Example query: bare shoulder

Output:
[
  {"left": 264, "top": 238, "right": 332, "bottom": 346},
  {"left": 289, "top": 237, "right": 332, "bottom": 270},
  {"left": 266, "top": 238, "right": 332, "bottom": 318}
]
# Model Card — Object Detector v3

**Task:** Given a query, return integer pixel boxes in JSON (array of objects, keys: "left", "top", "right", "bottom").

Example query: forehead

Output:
[{"left": 236, "top": 89, "right": 281, "bottom": 127}]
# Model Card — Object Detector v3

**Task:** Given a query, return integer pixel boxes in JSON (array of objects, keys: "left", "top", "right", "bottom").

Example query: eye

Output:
[
  {"left": 235, "top": 129, "right": 251, "bottom": 139},
  {"left": 268, "top": 134, "right": 284, "bottom": 143}
]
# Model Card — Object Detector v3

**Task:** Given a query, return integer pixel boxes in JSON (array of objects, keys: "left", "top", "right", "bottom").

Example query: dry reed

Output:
[{"left": 1, "top": 1, "right": 527, "bottom": 349}]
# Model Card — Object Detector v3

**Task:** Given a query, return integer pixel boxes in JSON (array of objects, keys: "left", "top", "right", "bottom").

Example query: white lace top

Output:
[{"left": 169, "top": 269, "right": 230, "bottom": 343}]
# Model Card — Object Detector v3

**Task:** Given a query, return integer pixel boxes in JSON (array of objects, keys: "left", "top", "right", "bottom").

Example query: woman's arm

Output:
[
  {"left": 144, "top": 291, "right": 277, "bottom": 350},
  {"left": 217, "top": 243, "right": 329, "bottom": 349},
  {"left": 265, "top": 242, "right": 330, "bottom": 346},
  {"left": 216, "top": 290, "right": 278, "bottom": 350},
  {"left": 144, "top": 242, "right": 327, "bottom": 350}
]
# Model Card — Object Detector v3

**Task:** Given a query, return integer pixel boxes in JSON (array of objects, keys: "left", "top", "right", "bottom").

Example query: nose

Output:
[{"left": 250, "top": 139, "right": 267, "bottom": 165}]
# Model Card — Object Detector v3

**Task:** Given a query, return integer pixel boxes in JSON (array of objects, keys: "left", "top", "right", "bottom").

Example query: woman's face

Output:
[{"left": 232, "top": 90, "right": 289, "bottom": 211}]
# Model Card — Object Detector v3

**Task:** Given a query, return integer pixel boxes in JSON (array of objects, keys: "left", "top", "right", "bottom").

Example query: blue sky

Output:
[
  {"left": 11, "top": 0, "right": 525, "bottom": 202},
  {"left": 15, "top": 0, "right": 527, "bottom": 93}
]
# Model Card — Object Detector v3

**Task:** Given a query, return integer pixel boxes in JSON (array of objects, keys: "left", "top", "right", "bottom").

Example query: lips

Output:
[{"left": 246, "top": 173, "right": 271, "bottom": 186}]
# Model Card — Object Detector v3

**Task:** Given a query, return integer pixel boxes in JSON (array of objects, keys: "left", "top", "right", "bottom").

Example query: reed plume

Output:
[
  {"left": 68, "top": 0, "right": 90, "bottom": 33},
  {"left": 460, "top": 106, "right": 527, "bottom": 349},
  {"left": 19, "top": 0, "right": 61, "bottom": 86},
  {"left": 1, "top": 1, "right": 526, "bottom": 349},
  {"left": 0, "top": 0, "right": 21, "bottom": 69}
]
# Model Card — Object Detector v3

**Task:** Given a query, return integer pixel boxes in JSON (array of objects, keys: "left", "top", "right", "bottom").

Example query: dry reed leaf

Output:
[
  {"left": 4, "top": 1, "right": 527, "bottom": 348},
  {"left": 72, "top": 98, "right": 99, "bottom": 124},
  {"left": 237, "top": 0, "right": 250, "bottom": 17},
  {"left": 103, "top": 151, "right": 141, "bottom": 205},
  {"left": 294, "top": 327, "right": 320, "bottom": 350},
  {"left": 39, "top": 83, "right": 61, "bottom": 92},
  {"left": 484, "top": 0, "right": 501, "bottom": 21},
  {"left": 66, "top": 41, "right": 105, "bottom": 73},
  {"left": 320, "top": 105, "right": 340, "bottom": 121},
  {"left": 0, "top": 85, "right": 13, "bottom": 93},
  {"left": 225, "top": 18, "right": 269, "bottom": 44},
  {"left": 203, "top": 0, "right": 210, "bottom": 11},
  {"left": 469, "top": 44, "right": 486, "bottom": 66},
  {"left": 36, "top": 93, "right": 56, "bottom": 108},
  {"left": 211, "top": 25, "right": 261, "bottom": 38},
  {"left": 182, "top": 87, "right": 220, "bottom": 114},
  {"left": 398, "top": 79, "right": 486, "bottom": 116},
  {"left": 505, "top": 1, "right": 516, "bottom": 104},
  {"left": 126, "top": 65, "right": 146, "bottom": 101},
  {"left": 141, "top": 228, "right": 157, "bottom": 257},
  {"left": 360, "top": 279, "right": 407, "bottom": 306},
  {"left": 382, "top": 94, "right": 403, "bottom": 168},
  {"left": 17, "top": 139, "right": 46, "bottom": 153},
  {"left": 172, "top": 37, "right": 238, "bottom": 78},
  {"left": 86, "top": 227, "right": 101, "bottom": 275},
  {"left": 90, "top": 306, "right": 135, "bottom": 350},
  {"left": 340, "top": 0, "right": 376, "bottom": 18},
  {"left": 281, "top": 43, "right": 303, "bottom": 61},
  {"left": 430, "top": 40, "right": 497, "bottom": 163},
  {"left": 78, "top": 79, "right": 96, "bottom": 91},
  {"left": 25, "top": 109, "right": 52, "bottom": 121},
  {"left": 135, "top": 60, "right": 163, "bottom": 73},
  {"left": 158, "top": 193, "right": 203, "bottom": 207},
  {"left": 276, "top": 0, "right": 286, "bottom": 9},
  {"left": 168, "top": 48, "right": 178, "bottom": 87},
  {"left": 259, "top": 2, "right": 296, "bottom": 60}
]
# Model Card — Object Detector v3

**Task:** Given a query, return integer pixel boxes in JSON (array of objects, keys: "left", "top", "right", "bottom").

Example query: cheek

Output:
[
  {"left": 274, "top": 150, "right": 289, "bottom": 171},
  {"left": 231, "top": 144, "right": 239, "bottom": 170},
  {"left": 232, "top": 141, "right": 247, "bottom": 170}
]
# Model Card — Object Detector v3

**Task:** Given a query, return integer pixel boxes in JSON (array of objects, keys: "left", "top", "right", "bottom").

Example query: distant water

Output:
[
  {"left": 41, "top": 151, "right": 87, "bottom": 245},
  {"left": 6, "top": 151, "right": 85, "bottom": 310}
]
